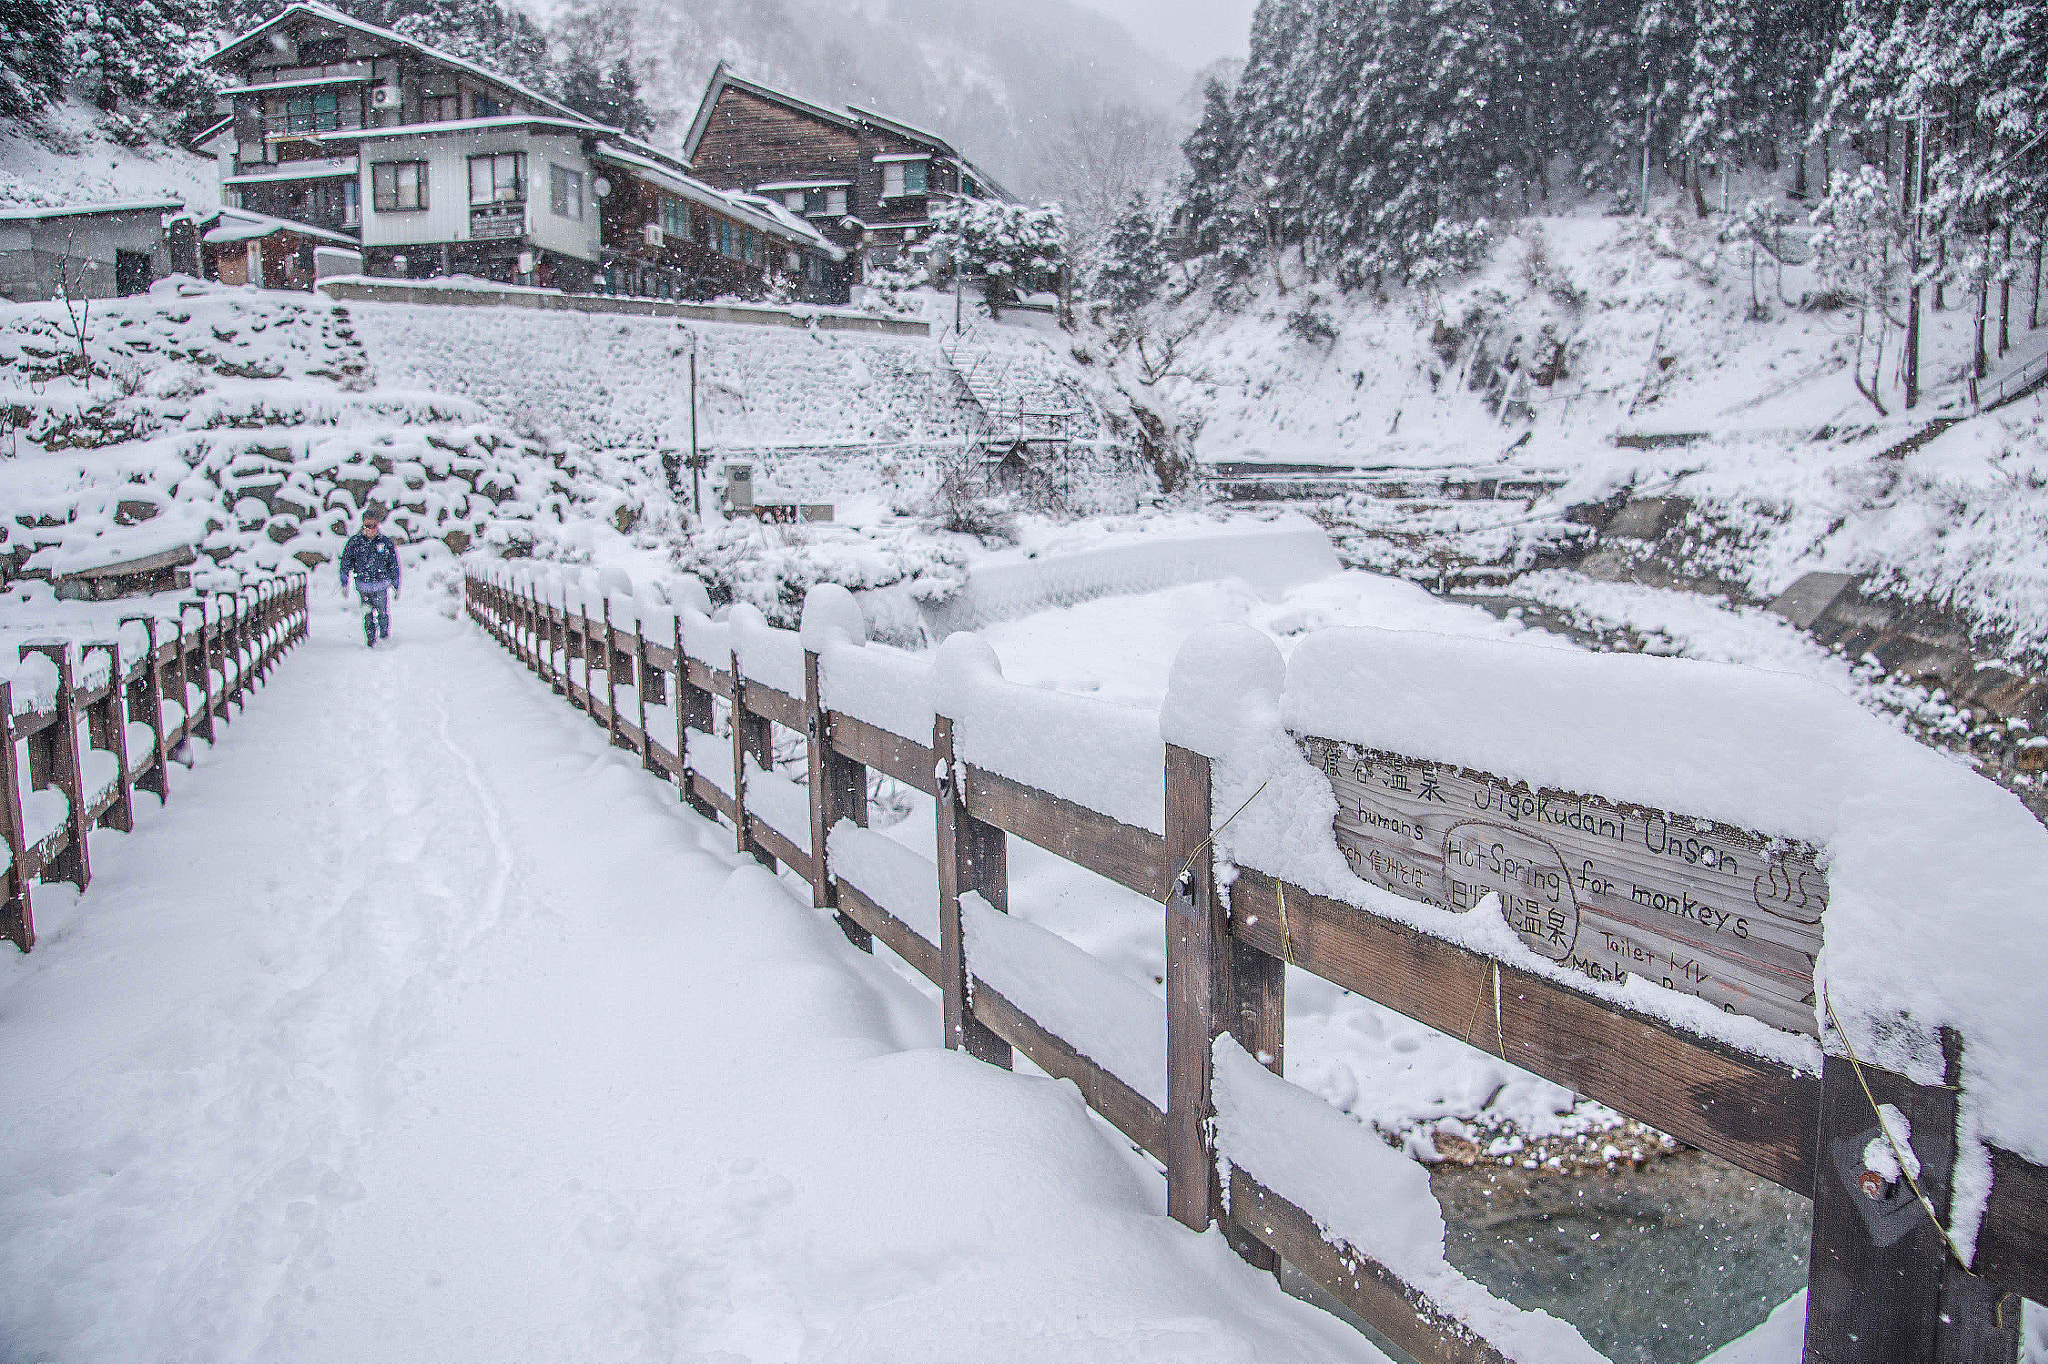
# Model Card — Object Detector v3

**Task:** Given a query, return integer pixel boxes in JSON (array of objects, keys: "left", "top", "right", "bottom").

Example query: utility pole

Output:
[
  {"left": 1640, "top": 70, "right": 1654, "bottom": 217},
  {"left": 688, "top": 333, "right": 702, "bottom": 516},
  {"left": 1900, "top": 109, "right": 1943, "bottom": 411}
]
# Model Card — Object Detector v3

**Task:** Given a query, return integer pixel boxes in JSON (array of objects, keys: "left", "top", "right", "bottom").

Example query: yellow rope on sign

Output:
[
  {"left": 1276, "top": 880, "right": 1295, "bottom": 963},
  {"left": 1168, "top": 779, "right": 1272, "bottom": 903},
  {"left": 1821, "top": 987, "right": 1969, "bottom": 1270}
]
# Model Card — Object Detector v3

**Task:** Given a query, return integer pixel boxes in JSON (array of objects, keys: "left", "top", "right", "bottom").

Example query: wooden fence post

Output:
[
  {"left": 675, "top": 617, "right": 716, "bottom": 821},
  {"left": 0, "top": 681, "right": 31, "bottom": 951},
  {"left": 80, "top": 641, "right": 134, "bottom": 835},
  {"left": 1163, "top": 741, "right": 1283, "bottom": 1268},
  {"left": 179, "top": 603, "right": 215, "bottom": 742},
  {"left": 213, "top": 592, "right": 243, "bottom": 712},
  {"left": 634, "top": 617, "right": 658, "bottom": 773},
  {"left": 730, "top": 652, "right": 773, "bottom": 867},
  {"left": 805, "top": 649, "right": 870, "bottom": 951},
  {"left": 121, "top": 615, "right": 168, "bottom": 801},
  {"left": 1803, "top": 1029, "right": 2018, "bottom": 1364},
  {"left": 19, "top": 642, "right": 89, "bottom": 892},
  {"left": 602, "top": 598, "right": 625, "bottom": 749},
  {"left": 933, "top": 715, "right": 1011, "bottom": 1067}
]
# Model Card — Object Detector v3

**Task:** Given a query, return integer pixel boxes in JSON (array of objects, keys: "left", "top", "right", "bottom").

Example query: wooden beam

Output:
[
  {"left": 934, "top": 716, "right": 1010, "bottom": 1067},
  {"left": 1229, "top": 867, "right": 1817, "bottom": 1194},
  {"left": 835, "top": 879, "right": 939, "bottom": 983},
  {"left": 19, "top": 642, "right": 89, "bottom": 893},
  {"left": 1163, "top": 743, "right": 1279, "bottom": 1270},
  {"left": 963, "top": 763, "right": 1168, "bottom": 901},
  {"left": 829, "top": 711, "right": 934, "bottom": 792},
  {"left": 80, "top": 642, "right": 133, "bottom": 835},
  {"left": 972, "top": 980, "right": 1167, "bottom": 1162},
  {"left": 1228, "top": 1169, "right": 1515, "bottom": 1364},
  {"left": 741, "top": 679, "right": 804, "bottom": 731},
  {"left": 1975, "top": 1147, "right": 2048, "bottom": 1306},
  {"left": 808, "top": 651, "right": 870, "bottom": 950},
  {"left": 0, "top": 681, "right": 32, "bottom": 951},
  {"left": 1804, "top": 1034, "right": 2015, "bottom": 1364}
]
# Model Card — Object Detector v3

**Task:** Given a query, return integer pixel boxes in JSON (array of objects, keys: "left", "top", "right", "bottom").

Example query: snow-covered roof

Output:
[
  {"left": 589, "top": 146, "right": 844, "bottom": 262},
  {"left": 223, "top": 157, "right": 356, "bottom": 186},
  {"left": 754, "top": 179, "right": 851, "bottom": 193},
  {"left": 304, "top": 114, "right": 605, "bottom": 145},
  {"left": 205, "top": 2, "right": 586, "bottom": 128},
  {"left": 725, "top": 193, "right": 844, "bottom": 259},
  {"left": 199, "top": 206, "right": 359, "bottom": 247},
  {"left": 0, "top": 200, "right": 184, "bottom": 223}
]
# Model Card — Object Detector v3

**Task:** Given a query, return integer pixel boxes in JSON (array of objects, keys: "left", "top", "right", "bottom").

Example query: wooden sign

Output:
[{"left": 1298, "top": 736, "right": 1826, "bottom": 1036}]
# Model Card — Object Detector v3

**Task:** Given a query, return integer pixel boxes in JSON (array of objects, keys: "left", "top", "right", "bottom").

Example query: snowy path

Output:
[{"left": 0, "top": 593, "right": 1377, "bottom": 1364}]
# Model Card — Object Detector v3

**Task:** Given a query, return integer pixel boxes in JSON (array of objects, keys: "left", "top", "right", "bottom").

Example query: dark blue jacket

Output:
[{"left": 338, "top": 533, "right": 401, "bottom": 590}]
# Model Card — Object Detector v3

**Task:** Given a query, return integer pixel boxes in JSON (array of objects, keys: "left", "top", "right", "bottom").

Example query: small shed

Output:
[
  {"left": 198, "top": 208, "right": 361, "bottom": 291},
  {"left": 0, "top": 201, "right": 183, "bottom": 303}
]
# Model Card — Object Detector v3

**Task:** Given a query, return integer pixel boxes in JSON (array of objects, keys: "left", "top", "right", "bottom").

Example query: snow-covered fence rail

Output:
[
  {"left": 464, "top": 567, "right": 2048, "bottom": 1364},
  {"left": 2, "top": 574, "right": 309, "bottom": 951}
]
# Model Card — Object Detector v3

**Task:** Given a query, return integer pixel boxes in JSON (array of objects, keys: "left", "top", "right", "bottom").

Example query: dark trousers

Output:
[{"left": 357, "top": 583, "right": 391, "bottom": 644}]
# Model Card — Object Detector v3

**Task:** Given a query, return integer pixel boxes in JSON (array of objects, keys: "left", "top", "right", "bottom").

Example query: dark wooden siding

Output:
[{"left": 693, "top": 89, "right": 862, "bottom": 195}]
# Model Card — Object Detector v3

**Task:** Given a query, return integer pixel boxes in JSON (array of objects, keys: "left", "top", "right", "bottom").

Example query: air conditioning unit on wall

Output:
[
  {"left": 641, "top": 223, "right": 663, "bottom": 248},
  {"left": 369, "top": 86, "right": 400, "bottom": 110}
]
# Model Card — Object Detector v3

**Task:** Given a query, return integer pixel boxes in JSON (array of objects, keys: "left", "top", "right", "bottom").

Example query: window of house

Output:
[
  {"left": 472, "top": 90, "right": 502, "bottom": 119},
  {"left": 422, "top": 93, "right": 459, "bottom": 123},
  {"left": 828, "top": 188, "right": 847, "bottom": 215},
  {"left": 549, "top": 164, "right": 583, "bottom": 220},
  {"left": 963, "top": 174, "right": 977, "bottom": 197},
  {"left": 882, "top": 159, "right": 927, "bottom": 198},
  {"left": 469, "top": 152, "right": 525, "bottom": 205},
  {"left": 715, "top": 219, "right": 733, "bottom": 258},
  {"left": 803, "top": 187, "right": 829, "bottom": 214},
  {"left": 662, "top": 198, "right": 690, "bottom": 238},
  {"left": 784, "top": 191, "right": 804, "bottom": 211},
  {"left": 342, "top": 179, "right": 360, "bottom": 226},
  {"left": 371, "top": 160, "right": 428, "bottom": 211},
  {"left": 286, "top": 91, "right": 339, "bottom": 133}
]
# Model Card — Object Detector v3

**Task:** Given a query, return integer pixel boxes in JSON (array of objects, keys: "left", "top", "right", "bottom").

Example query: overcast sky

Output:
[{"left": 1076, "top": 0, "right": 1258, "bottom": 71}]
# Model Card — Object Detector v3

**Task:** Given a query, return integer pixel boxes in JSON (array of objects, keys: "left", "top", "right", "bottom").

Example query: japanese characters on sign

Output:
[{"left": 1299, "top": 736, "right": 1826, "bottom": 1036}]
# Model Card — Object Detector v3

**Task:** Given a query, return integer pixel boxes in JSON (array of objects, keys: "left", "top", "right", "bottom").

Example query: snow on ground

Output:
[
  {"left": 0, "top": 101, "right": 218, "bottom": 213},
  {"left": 0, "top": 587, "right": 1381, "bottom": 1363}
]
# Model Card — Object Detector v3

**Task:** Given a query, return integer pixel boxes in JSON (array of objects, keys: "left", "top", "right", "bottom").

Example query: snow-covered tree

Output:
[
  {"left": 1177, "top": 77, "right": 1238, "bottom": 254},
  {"left": 0, "top": 0, "right": 68, "bottom": 120},
  {"left": 1097, "top": 192, "right": 1168, "bottom": 314},
  {"left": 1812, "top": 163, "right": 1908, "bottom": 413},
  {"left": 929, "top": 199, "right": 1066, "bottom": 319},
  {"left": 63, "top": 0, "right": 215, "bottom": 113}
]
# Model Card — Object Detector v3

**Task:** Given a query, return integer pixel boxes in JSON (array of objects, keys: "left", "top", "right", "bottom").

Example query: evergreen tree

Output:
[
  {"left": 0, "top": 0, "right": 68, "bottom": 120},
  {"left": 1098, "top": 192, "right": 1168, "bottom": 313},
  {"left": 1177, "top": 78, "right": 1238, "bottom": 253},
  {"left": 64, "top": 0, "right": 216, "bottom": 113},
  {"left": 558, "top": 49, "right": 652, "bottom": 135}
]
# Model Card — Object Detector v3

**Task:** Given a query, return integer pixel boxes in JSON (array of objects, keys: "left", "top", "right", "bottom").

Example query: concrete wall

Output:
[{"left": 318, "top": 277, "right": 930, "bottom": 335}]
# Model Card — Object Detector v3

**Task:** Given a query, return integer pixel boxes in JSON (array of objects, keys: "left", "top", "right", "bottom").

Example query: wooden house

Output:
[
  {"left": 202, "top": 4, "right": 843, "bottom": 301},
  {"left": 682, "top": 64, "right": 1013, "bottom": 283}
]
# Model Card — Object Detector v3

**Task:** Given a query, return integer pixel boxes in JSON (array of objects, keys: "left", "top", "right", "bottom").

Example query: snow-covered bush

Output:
[{"left": 929, "top": 199, "right": 1066, "bottom": 320}]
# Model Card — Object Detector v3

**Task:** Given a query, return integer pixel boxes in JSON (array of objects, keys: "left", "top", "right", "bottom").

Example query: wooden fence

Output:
[
  {"left": 464, "top": 569, "right": 2044, "bottom": 1364},
  {"left": 2, "top": 574, "right": 310, "bottom": 952}
]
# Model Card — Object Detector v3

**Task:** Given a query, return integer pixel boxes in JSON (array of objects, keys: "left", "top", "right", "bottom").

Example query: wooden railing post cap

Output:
[
  {"left": 798, "top": 581, "right": 868, "bottom": 650},
  {"left": 1160, "top": 624, "right": 1285, "bottom": 760}
]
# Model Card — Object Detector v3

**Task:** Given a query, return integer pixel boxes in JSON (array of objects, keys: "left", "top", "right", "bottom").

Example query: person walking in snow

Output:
[{"left": 338, "top": 512, "right": 401, "bottom": 647}]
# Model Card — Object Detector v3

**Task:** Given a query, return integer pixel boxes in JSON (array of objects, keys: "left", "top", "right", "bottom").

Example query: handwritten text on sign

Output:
[{"left": 1298, "top": 737, "right": 1827, "bottom": 1036}]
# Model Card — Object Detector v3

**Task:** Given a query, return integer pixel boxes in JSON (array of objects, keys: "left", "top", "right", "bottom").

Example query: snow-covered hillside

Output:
[
  {"left": 1117, "top": 210, "right": 2048, "bottom": 658},
  {"left": 0, "top": 101, "right": 218, "bottom": 212},
  {"left": 0, "top": 283, "right": 665, "bottom": 590}
]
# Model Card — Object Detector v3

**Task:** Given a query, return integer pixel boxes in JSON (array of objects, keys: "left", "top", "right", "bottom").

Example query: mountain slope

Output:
[{"left": 547, "top": 0, "right": 1189, "bottom": 197}]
